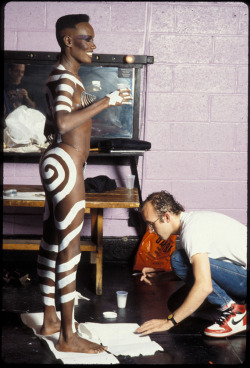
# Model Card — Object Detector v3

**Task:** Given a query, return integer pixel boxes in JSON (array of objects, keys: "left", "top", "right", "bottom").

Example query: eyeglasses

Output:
[{"left": 146, "top": 217, "right": 161, "bottom": 230}]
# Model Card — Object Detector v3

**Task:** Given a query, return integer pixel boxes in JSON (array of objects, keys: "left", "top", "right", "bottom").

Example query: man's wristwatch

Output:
[{"left": 167, "top": 314, "right": 178, "bottom": 326}]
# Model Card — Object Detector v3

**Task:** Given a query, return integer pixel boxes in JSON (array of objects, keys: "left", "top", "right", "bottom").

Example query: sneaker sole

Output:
[{"left": 204, "top": 324, "right": 246, "bottom": 338}]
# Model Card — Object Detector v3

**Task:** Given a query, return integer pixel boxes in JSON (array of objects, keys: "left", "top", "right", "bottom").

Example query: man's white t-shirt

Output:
[{"left": 179, "top": 211, "right": 247, "bottom": 270}]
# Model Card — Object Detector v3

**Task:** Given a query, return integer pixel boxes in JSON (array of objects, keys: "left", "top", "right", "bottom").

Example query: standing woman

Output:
[{"left": 38, "top": 14, "right": 132, "bottom": 353}]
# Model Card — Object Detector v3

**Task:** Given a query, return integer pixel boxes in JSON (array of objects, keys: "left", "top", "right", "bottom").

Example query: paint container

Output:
[{"left": 103, "top": 311, "right": 117, "bottom": 319}]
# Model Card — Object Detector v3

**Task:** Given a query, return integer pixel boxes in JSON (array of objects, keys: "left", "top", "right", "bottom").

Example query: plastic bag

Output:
[
  {"left": 133, "top": 228, "right": 177, "bottom": 271},
  {"left": 4, "top": 105, "right": 46, "bottom": 147}
]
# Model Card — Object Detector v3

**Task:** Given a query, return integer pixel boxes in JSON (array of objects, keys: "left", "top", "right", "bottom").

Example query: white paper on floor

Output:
[
  {"left": 21, "top": 312, "right": 163, "bottom": 364},
  {"left": 21, "top": 312, "right": 118, "bottom": 364},
  {"left": 78, "top": 322, "right": 163, "bottom": 357}
]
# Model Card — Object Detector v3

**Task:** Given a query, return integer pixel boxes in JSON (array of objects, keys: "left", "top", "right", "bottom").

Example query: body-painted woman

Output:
[{"left": 38, "top": 14, "right": 132, "bottom": 353}]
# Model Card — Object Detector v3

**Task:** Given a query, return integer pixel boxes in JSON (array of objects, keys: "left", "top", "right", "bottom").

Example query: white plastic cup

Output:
[
  {"left": 125, "top": 174, "right": 135, "bottom": 189},
  {"left": 116, "top": 291, "right": 128, "bottom": 308}
]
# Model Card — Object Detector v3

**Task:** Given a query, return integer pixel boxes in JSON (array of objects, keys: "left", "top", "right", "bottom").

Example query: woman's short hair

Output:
[{"left": 56, "top": 14, "right": 90, "bottom": 47}]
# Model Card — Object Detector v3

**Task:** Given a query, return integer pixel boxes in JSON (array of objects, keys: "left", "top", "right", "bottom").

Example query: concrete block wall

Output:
[
  {"left": 143, "top": 2, "right": 248, "bottom": 226},
  {"left": 3, "top": 1, "right": 248, "bottom": 239}
]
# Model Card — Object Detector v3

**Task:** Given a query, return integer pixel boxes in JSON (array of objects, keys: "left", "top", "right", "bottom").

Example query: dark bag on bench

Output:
[
  {"left": 97, "top": 138, "right": 151, "bottom": 151},
  {"left": 85, "top": 175, "right": 117, "bottom": 193}
]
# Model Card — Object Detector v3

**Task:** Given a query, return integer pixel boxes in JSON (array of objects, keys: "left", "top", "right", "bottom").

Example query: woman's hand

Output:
[
  {"left": 106, "top": 88, "right": 133, "bottom": 106},
  {"left": 119, "top": 87, "right": 133, "bottom": 104}
]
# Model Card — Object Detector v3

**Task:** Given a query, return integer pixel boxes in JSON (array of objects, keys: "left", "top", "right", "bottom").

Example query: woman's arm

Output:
[
  {"left": 56, "top": 96, "right": 110, "bottom": 134},
  {"left": 48, "top": 70, "right": 132, "bottom": 135},
  {"left": 56, "top": 90, "right": 131, "bottom": 134}
]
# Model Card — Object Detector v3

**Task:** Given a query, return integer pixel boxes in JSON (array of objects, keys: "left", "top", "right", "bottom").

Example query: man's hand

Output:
[
  {"left": 18, "top": 89, "right": 36, "bottom": 108},
  {"left": 19, "top": 88, "right": 29, "bottom": 99},
  {"left": 140, "top": 267, "right": 158, "bottom": 285},
  {"left": 135, "top": 319, "right": 171, "bottom": 336}
]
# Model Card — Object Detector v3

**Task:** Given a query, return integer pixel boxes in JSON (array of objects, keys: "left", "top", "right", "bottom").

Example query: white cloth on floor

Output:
[
  {"left": 74, "top": 291, "right": 90, "bottom": 305},
  {"left": 21, "top": 312, "right": 163, "bottom": 364}
]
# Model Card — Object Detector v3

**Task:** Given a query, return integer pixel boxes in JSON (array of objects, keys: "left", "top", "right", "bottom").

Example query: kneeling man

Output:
[{"left": 136, "top": 191, "right": 247, "bottom": 338}]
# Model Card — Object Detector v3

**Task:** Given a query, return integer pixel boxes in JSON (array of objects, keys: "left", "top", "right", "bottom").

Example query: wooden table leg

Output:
[{"left": 91, "top": 208, "right": 103, "bottom": 295}]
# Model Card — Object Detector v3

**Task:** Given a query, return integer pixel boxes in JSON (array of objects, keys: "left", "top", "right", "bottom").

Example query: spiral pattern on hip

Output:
[{"left": 40, "top": 147, "right": 77, "bottom": 207}]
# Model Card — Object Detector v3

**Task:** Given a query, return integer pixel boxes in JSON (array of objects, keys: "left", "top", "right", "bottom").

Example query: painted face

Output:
[
  {"left": 76, "top": 35, "right": 93, "bottom": 42},
  {"left": 71, "top": 22, "right": 96, "bottom": 64}
]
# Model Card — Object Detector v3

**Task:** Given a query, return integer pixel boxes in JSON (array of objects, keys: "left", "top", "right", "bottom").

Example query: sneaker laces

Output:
[{"left": 216, "top": 306, "right": 234, "bottom": 326}]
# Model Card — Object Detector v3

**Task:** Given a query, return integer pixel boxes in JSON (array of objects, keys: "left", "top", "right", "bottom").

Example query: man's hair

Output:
[
  {"left": 56, "top": 14, "right": 90, "bottom": 47},
  {"left": 8, "top": 63, "right": 25, "bottom": 70},
  {"left": 141, "top": 191, "right": 185, "bottom": 216}
]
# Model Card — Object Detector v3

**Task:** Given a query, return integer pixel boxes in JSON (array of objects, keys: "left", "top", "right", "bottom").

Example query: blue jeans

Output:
[{"left": 170, "top": 249, "right": 247, "bottom": 308}]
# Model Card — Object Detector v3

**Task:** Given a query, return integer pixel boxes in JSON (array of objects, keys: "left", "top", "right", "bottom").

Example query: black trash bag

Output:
[{"left": 85, "top": 175, "right": 117, "bottom": 193}]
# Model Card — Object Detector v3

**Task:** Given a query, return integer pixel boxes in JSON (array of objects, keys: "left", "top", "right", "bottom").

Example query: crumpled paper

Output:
[{"left": 4, "top": 105, "right": 46, "bottom": 147}]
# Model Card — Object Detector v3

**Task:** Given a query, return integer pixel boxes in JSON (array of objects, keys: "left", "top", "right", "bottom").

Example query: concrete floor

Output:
[{"left": 1, "top": 251, "right": 247, "bottom": 365}]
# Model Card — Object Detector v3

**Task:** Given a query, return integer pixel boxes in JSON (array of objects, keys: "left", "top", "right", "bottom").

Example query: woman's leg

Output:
[
  {"left": 39, "top": 146, "right": 106, "bottom": 353},
  {"left": 38, "top": 158, "right": 61, "bottom": 335}
]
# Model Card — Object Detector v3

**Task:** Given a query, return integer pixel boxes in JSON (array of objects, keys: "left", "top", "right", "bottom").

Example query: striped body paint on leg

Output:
[{"left": 38, "top": 147, "right": 85, "bottom": 311}]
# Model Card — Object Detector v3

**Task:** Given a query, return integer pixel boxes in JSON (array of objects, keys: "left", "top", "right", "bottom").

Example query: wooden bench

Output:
[{"left": 3, "top": 185, "right": 140, "bottom": 295}]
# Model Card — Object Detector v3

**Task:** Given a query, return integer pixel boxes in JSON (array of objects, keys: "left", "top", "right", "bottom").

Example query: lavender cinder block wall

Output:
[{"left": 3, "top": 1, "right": 248, "bottom": 239}]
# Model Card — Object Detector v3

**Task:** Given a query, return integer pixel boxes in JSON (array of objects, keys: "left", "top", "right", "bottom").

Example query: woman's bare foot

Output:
[
  {"left": 56, "top": 332, "right": 107, "bottom": 354},
  {"left": 40, "top": 318, "right": 79, "bottom": 336},
  {"left": 40, "top": 317, "right": 61, "bottom": 336}
]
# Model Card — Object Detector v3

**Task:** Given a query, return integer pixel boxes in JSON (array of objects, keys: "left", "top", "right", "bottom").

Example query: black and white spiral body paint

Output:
[{"left": 38, "top": 147, "right": 85, "bottom": 308}]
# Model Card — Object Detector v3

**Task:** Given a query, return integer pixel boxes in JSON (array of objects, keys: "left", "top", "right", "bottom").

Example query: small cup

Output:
[
  {"left": 125, "top": 174, "right": 135, "bottom": 189},
  {"left": 116, "top": 291, "right": 128, "bottom": 308}
]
